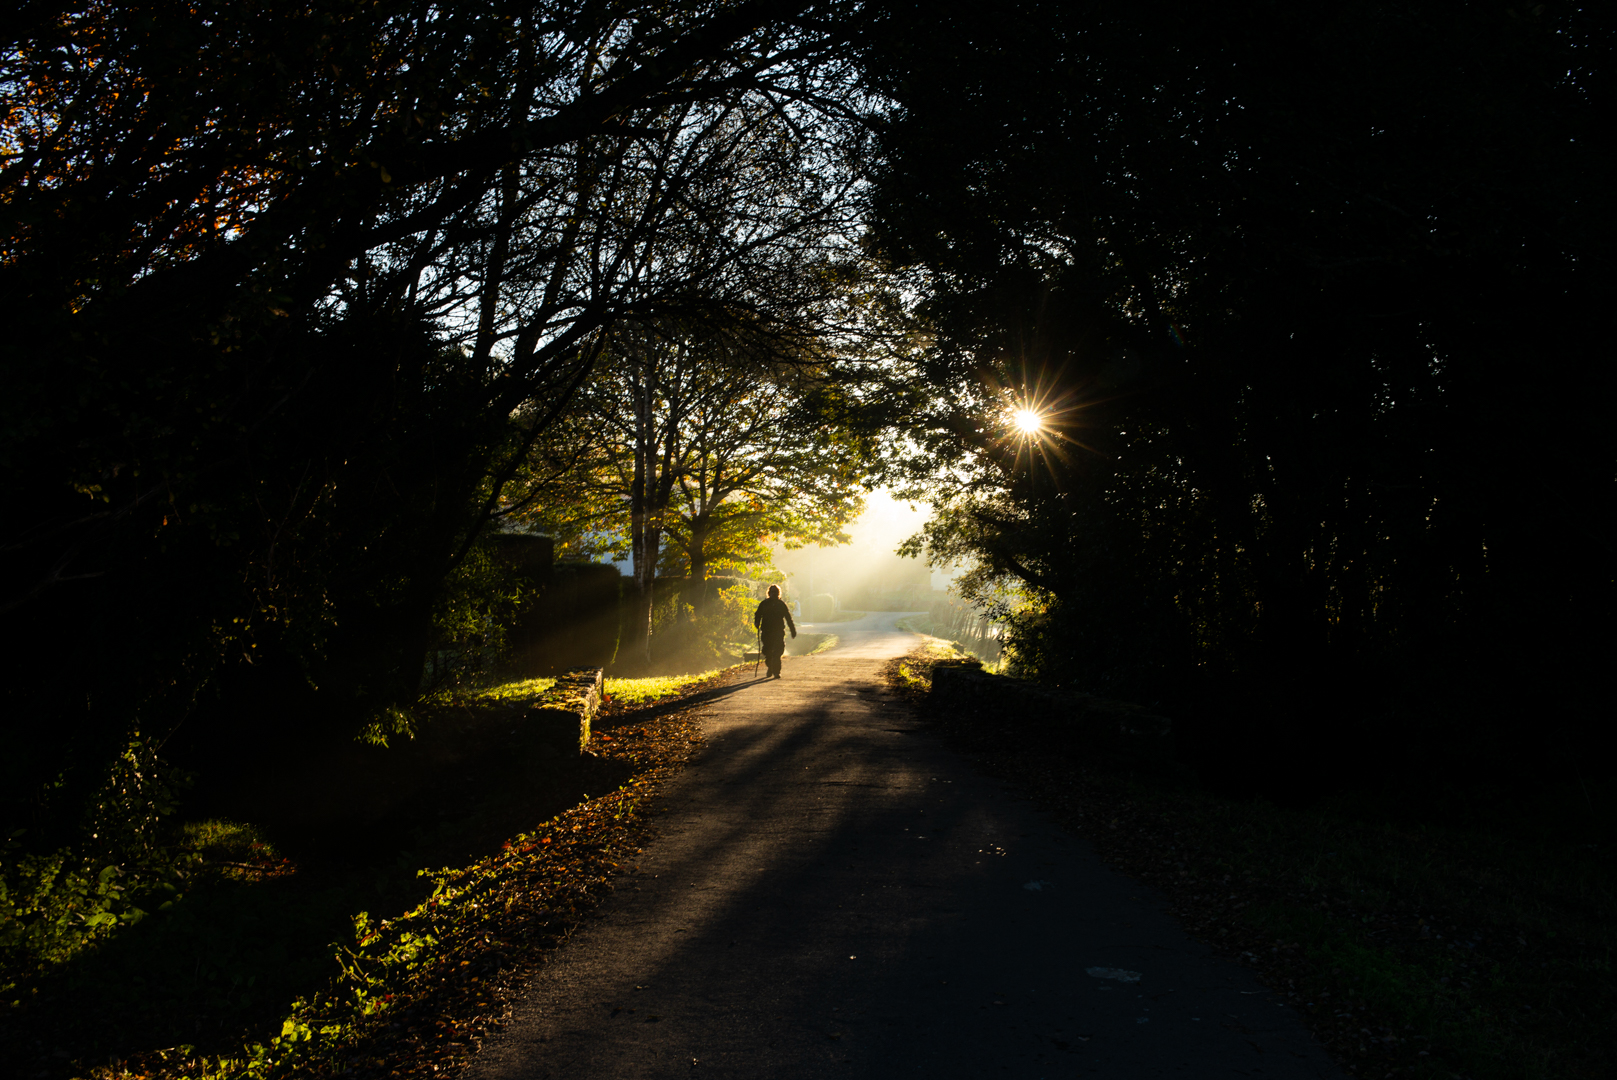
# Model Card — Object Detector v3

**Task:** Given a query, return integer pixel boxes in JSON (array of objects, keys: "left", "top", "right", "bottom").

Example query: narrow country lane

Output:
[{"left": 468, "top": 613, "right": 1345, "bottom": 1079}]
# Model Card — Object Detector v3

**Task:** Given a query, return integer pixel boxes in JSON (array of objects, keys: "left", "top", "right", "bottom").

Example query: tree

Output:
[
  {"left": 865, "top": 0, "right": 1615, "bottom": 794},
  {"left": 659, "top": 357, "right": 867, "bottom": 592},
  {"left": 514, "top": 316, "right": 872, "bottom": 667},
  {"left": 0, "top": 0, "right": 870, "bottom": 838}
]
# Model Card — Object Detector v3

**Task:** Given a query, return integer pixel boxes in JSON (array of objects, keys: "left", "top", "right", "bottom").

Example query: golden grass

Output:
[
  {"left": 466, "top": 668, "right": 737, "bottom": 710},
  {"left": 605, "top": 670, "right": 724, "bottom": 706},
  {"left": 467, "top": 675, "right": 559, "bottom": 703}
]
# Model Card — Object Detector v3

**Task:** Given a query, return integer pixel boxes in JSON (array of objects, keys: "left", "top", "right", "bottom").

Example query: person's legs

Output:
[{"left": 763, "top": 631, "right": 785, "bottom": 677}]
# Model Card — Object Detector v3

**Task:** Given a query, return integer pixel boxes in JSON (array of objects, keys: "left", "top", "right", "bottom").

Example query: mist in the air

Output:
[{"left": 772, "top": 490, "right": 956, "bottom": 616}]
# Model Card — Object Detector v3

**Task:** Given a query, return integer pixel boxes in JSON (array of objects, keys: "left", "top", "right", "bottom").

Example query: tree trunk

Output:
[
  {"left": 688, "top": 520, "right": 709, "bottom": 616},
  {"left": 622, "top": 350, "right": 655, "bottom": 668},
  {"left": 631, "top": 528, "right": 658, "bottom": 668},
  {"left": 620, "top": 335, "right": 686, "bottom": 669}
]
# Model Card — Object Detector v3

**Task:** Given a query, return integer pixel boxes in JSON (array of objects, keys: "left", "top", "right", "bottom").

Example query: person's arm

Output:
[{"left": 786, "top": 605, "right": 797, "bottom": 638}]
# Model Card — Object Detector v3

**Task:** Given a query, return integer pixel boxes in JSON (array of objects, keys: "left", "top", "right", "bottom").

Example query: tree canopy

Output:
[
  {"left": 1, "top": 0, "right": 870, "bottom": 834},
  {"left": 3, "top": 0, "right": 1610, "bottom": 840},
  {"left": 510, "top": 315, "right": 873, "bottom": 665},
  {"left": 865, "top": 0, "right": 1615, "bottom": 794}
]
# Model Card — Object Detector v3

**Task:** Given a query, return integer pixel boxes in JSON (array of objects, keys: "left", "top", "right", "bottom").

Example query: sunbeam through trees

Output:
[{"left": 2, "top": 1, "right": 1613, "bottom": 1076}]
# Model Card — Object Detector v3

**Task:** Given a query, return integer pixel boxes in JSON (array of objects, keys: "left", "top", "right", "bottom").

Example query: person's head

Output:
[{"left": 767, "top": 584, "right": 780, "bottom": 599}]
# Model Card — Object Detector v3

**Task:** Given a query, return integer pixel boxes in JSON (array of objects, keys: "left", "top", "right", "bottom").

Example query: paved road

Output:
[
  {"left": 792, "top": 610, "right": 932, "bottom": 659},
  {"left": 469, "top": 614, "right": 1344, "bottom": 1079}
]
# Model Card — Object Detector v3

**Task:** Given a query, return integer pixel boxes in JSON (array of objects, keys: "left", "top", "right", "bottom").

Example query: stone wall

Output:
[
  {"left": 930, "top": 658, "right": 1174, "bottom": 763},
  {"left": 522, "top": 667, "right": 603, "bottom": 753}
]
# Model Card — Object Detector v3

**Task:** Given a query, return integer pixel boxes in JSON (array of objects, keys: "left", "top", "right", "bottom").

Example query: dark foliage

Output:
[
  {"left": 866, "top": 1, "right": 1616, "bottom": 799},
  {"left": 1, "top": 0, "right": 860, "bottom": 847},
  {"left": 887, "top": 647, "right": 1617, "bottom": 1080}
]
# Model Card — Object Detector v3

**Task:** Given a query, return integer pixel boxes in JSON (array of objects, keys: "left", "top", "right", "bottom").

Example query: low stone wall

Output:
[
  {"left": 930, "top": 659, "right": 1174, "bottom": 763},
  {"left": 522, "top": 667, "right": 603, "bottom": 753}
]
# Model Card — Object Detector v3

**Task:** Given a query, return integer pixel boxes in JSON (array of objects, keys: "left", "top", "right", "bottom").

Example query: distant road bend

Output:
[{"left": 470, "top": 611, "right": 1344, "bottom": 1079}]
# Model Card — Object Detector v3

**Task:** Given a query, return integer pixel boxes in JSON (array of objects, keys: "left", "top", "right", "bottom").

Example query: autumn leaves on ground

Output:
[
  {"left": 4, "top": 647, "right": 1614, "bottom": 1079},
  {"left": 4, "top": 5, "right": 1613, "bottom": 1077},
  {"left": 0, "top": 673, "right": 719, "bottom": 1079}
]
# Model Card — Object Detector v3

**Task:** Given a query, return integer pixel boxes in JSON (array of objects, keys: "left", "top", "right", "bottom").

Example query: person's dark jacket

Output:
[{"left": 753, "top": 597, "right": 797, "bottom": 649}]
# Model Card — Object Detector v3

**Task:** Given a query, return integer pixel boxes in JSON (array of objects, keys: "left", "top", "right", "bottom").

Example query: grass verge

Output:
[
  {"left": 889, "top": 632, "right": 969, "bottom": 691},
  {"left": 462, "top": 670, "right": 733, "bottom": 710},
  {"left": 461, "top": 676, "right": 558, "bottom": 704},
  {"left": 455, "top": 668, "right": 746, "bottom": 711},
  {"left": 893, "top": 617, "right": 999, "bottom": 670},
  {"left": 604, "top": 670, "right": 727, "bottom": 707},
  {"left": 883, "top": 647, "right": 1617, "bottom": 1080}
]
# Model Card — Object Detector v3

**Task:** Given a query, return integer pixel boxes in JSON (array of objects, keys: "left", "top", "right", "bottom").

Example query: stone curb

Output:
[{"left": 522, "top": 667, "right": 603, "bottom": 753}]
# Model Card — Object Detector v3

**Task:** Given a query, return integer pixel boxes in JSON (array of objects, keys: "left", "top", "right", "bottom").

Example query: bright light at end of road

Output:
[{"left": 1012, "top": 408, "right": 1044, "bottom": 434}]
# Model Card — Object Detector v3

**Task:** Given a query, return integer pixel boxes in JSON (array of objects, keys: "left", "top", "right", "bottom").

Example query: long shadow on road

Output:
[{"left": 471, "top": 656, "right": 1346, "bottom": 1080}]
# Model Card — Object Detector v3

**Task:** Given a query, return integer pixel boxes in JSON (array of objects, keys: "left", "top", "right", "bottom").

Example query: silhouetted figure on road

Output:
[{"left": 753, "top": 585, "right": 797, "bottom": 679}]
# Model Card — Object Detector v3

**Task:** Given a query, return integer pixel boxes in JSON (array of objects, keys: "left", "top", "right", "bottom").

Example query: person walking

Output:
[{"left": 752, "top": 584, "right": 797, "bottom": 679}]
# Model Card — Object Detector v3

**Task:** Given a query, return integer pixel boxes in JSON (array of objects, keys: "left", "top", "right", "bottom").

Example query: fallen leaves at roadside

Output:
[{"left": 92, "top": 676, "right": 721, "bottom": 1080}]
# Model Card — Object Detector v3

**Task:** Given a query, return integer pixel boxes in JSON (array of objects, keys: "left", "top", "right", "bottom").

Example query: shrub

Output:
[
  {"left": 648, "top": 579, "right": 754, "bottom": 665},
  {"left": 1, "top": 735, "right": 196, "bottom": 997},
  {"left": 420, "top": 542, "right": 527, "bottom": 698}
]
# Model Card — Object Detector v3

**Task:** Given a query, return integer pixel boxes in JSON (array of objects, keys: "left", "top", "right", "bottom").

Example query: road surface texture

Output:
[{"left": 469, "top": 612, "right": 1345, "bottom": 1079}]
